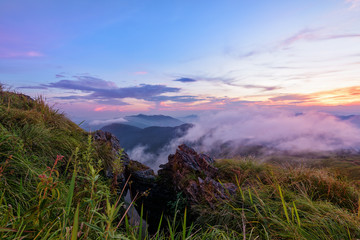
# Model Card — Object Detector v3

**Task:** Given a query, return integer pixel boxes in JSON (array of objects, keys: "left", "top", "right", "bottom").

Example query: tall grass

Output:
[{"left": 196, "top": 158, "right": 360, "bottom": 239}]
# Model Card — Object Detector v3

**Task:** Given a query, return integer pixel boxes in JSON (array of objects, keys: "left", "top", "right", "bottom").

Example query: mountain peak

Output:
[{"left": 124, "top": 114, "right": 184, "bottom": 128}]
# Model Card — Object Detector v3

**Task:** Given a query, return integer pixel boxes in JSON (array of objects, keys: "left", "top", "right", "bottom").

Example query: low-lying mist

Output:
[{"left": 128, "top": 107, "right": 360, "bottom": 170}]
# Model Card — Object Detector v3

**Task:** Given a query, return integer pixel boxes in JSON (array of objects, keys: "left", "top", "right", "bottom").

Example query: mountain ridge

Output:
[{"left": 101, "top": 122, "right": 193, "bottom": 153}]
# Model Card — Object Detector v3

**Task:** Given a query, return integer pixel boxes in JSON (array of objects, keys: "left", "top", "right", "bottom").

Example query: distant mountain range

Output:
[
  {"left": 80, "top": 114, "right": 195, "bottom": 131},
  {"left": 89, "top": 113, "right": 360, "bottom": 156},
  {"left": 123, "top": 114, "right": 185, "bottom": 128},
  {"left": 101, "top": 123, "right": 193, "bottom": 153},
  {"left": 337, "top": 115, "right": 360, "bottom": 127}
]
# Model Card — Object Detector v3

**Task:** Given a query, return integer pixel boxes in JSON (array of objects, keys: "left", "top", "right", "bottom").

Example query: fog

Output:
[
  {"left": 128, "top": 107, "right": 360, "bottom": 170},
  {"left": 89, "top": 117, "right": 127, "bottom": 126}
]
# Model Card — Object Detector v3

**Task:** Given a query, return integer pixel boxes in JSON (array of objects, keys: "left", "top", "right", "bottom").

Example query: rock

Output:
[
  {"left": 92, "top": 130, "right": 125, "bottom": 155},
  {"left": 125, "top": 159, "right": 175, "bottom": 234},
  {"left": 121, "top": 144, "right": 237, "bottom": 232},
  {"left": 125, "top": 160, "right": 156, "bottom": 193},
  {"left": 158, "top": 144, "right": 236, "bottom": 207},
  {"left": 92, "top": 130, "right": 130, "bottom": 180}
]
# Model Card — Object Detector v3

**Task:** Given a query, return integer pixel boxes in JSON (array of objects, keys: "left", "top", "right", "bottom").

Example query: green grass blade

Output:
[
  {"left": 182, "top": 207, "right": 187, "bottom": 240},
  {"left": 66, "top": 168, "right": 77, "bottom": 216},
  {"left": 278, "top": 185, "right": 290, "bottom": 224},
  {"left": 139, "top": 204, "right": 143, "bottom": 240},
  {"left": 154, "top": 213, "right": 163, "bottom": 240},
  {"left": 293, "top": 201, "right": 301, "bottom": 227},
  {"left": 71, "top": 203, "right": 80, "bottom": 240}
]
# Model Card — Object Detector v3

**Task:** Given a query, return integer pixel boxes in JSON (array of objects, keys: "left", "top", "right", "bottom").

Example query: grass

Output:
[
  {"left": 1, "top": 86, "right": 360, "bottom": 239},
  {"left": 195, "top": 158, "right": 360, "bottom": 239}
]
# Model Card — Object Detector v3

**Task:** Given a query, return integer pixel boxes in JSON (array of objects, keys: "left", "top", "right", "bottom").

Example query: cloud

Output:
[
  {"left": 179, "top": 108, "right": 360, "bottom": 153},
  {"left": 241, "top": 84, "right": 281, "bottom": 92},
  {"left": 173, "top": 74, "right": 280, "bottom": 92},
  {"left": 134, "top": 71, "right": 148, "bottom": 75},
  {"left": 240, "top": 28, "right": 360, "bottom": 59},
  {"left": 346, "top": 0, "right": 360, "bottom": 9},
  {"left": 44, "top": 76, "right": 117, "bottom": 91},
  {"left": 322, "top": 33, "right": 360, "bottom": 40},
  {"left": 270, "top": 94, "right": 311, "bottom": 102},
  {"left": 0, "top": 50, "right": 44, "bottom": 59},
  {"left": 280, "top": 29, "right": 318, "bottom": 47},
  {"left": 88, "top": 84, "right": 180, "bottom": 100},
  {"left": 133, "top": 107, "right": 360, "bottom": 169},
  {"left": 174, "top": 77, "right": 197, "bottom": 83},
  {"left": 17, "top": 85, "right": 48, "bottom": 90},
  {"left": 55, "top": 74, "right": 66, "bottom": 78},
  {"left": 238, "top": 51, "right": 259, "bottom": 58},
  {"left": 280, "top": 29, "right": 360, "bottom": 48},
  {"left": 89, "top": 117, "right": 128, "bottom": 126},
  {"left": 21, "top": 75, "right": 185, "bottom": 104},
  {"left": 268, "top": 86, "right": 360, "bottom": 106},
  {"left": 150, "top": 95, "right": 203, "bottom": 103},
  {"left": 94, "top": 99, "right": 130, "bottom": 106}
]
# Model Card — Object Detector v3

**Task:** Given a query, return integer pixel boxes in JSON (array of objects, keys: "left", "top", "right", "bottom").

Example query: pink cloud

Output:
[
  {"left": 134, "top": 71, "right": 148, "bottom": 75},
  {"left": 346, "top": 0, "right": 360, "bottom": 9},
  {"left": 0, "top": 50, "right": 44, "bottom": 58},
  {"left": 281, "top": 29, "right": 317, "bottom": 47},
  {"left": 94, "top": 106, "right": 106, "bottom": 112},
  {"left": 279, "top": 29, "right": 360, "bottom": 48},
  {"left": 26, "top": 51, "right": 43, "bottom": 57}
]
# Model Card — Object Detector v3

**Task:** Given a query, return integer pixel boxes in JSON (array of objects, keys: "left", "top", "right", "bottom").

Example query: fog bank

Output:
[{"left": 128, "top": 107, "right": 360, "bottom": 170}]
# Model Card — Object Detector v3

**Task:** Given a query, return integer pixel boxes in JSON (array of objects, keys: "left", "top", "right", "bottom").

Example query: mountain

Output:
[
  {"left": 177, "top": 114, "right": 199, "bottom": 123},
  {"left": 338, "top": 115, "right": 360, "bottom": 127},
  {"left": 80, "top": 114, "right": 186, "bottom": 131},
  {"left": 101, "top": 123, "right": 193, "bottom": 153},
  {"left": 123, "top": 114, "right": 185, "bottom": 128}
]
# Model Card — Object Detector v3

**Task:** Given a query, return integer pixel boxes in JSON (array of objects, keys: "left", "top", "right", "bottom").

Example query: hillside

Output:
[
  {"left": 0, "top": 88, "right": 129, "bottom": 239},
  {"left": 1, "top": 87, "right": 360, "bottom": 239}
]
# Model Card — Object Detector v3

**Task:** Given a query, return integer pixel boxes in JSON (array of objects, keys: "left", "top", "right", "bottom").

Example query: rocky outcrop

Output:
[
  {"left": 92, "top": 130, "right": 127, "bottom": 157},
  {"left": 94, "top": 139, "right": 237, "bottom": 232},
  {"left": 158, "top": 144, "right": 236, "bottom": 207},
  {"left": 92, "top": 130, "right": 130, "bottom": 180},
  {"left": 125, "top": 160, "right": 156, "bottom": 193},
  {"left": 124, "top": 159, "right": 176, "bottom": 233}
]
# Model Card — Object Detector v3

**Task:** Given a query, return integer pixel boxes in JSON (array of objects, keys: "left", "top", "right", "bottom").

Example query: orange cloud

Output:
[
  {"left": 268, "top": 86, "right": 360, "bottom": 106},
  {"left": 94, "top": 106, "right": 106, "bottom": 112}
]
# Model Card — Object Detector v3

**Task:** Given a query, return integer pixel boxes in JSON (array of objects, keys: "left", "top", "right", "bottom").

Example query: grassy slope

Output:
[
  {"left": 0, "top": 88, "right": 128, "bottom": 239},
  {"left": 1, "top": 86, "right": 360, "bottom": 239},
  {"left": 200, "top": 158, "right": 360, "bottom": 239}
]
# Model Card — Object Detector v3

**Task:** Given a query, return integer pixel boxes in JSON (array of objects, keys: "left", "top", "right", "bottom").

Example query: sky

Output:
[{"left": 1, "top": 0, "right": 360, "bottom": 122}]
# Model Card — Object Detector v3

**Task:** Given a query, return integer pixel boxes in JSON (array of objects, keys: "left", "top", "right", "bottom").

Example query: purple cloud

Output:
[
  {"left": 17, "top": 85, "right": 48, "bottom": 90},
  {"left": 0, "top": 49, "right": 44, "bottom": 59},
  {"left": 280, "top": 29, "right": 360, "bottom": 48},
  {"left": 280, "top": 29, "right": 318, "bottom": 47},
  {"left": 44, "top": 76, "right": 116, "bottom": 91},
  {"left": 174, "top": 77, "right": 197, "bottom": 83},
  {"left": 242, "top": 84, "right": 281, "bottom": 92},
  {"left": 20, "top": 75, "right": 187, "bottom": 103},
  {"left": 240, "top": 29, "right": 360, "bottom": 59},
  {"left": 55, "top": 74, "right": 66, "bottom": 78},
  {"left": 88, "top": 84, "right": 180, "bottom": 100},
  {"left": 238, "top": 50, "right": 259, "bottom": 58},
  {"left": 322, "top": 33, "right": 360, "bottom": 40},
  {"left": 270, "top": 94, "right": 310, "bottom": 102},
  {"left": 149, "top": 95, "right": 203, "bottom": 102}
]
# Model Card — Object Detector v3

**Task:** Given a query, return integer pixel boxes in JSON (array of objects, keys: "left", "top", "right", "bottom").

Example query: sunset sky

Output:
[{"left": 1, "top": 0, "right": 360, "bottom": 121}]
